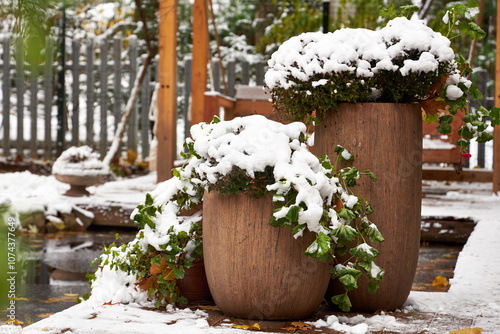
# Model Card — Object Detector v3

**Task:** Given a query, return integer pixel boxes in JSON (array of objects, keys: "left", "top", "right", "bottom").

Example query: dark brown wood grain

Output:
[{"left": 316, "top": 103, "right": 422, "bottom": 312}]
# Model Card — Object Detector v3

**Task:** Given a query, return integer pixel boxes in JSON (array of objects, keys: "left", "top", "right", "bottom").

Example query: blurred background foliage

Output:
[{"left": 0, "top": 0, "right": 496, "bottom": 81}]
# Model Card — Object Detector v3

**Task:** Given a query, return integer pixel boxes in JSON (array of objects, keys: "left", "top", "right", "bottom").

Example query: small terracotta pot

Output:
[{"left": 177, "top": 260, "right": 212, "bottom": 302}]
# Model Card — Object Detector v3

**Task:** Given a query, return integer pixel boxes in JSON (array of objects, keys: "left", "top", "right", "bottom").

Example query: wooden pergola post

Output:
[
  {"left": 494, "top": 0, "right": 500, "bottom": 193},
  {"left": 157, "top": 0, "right": 178, "bottom": 182},
  {"left": 190, "top": 0, "right": 209, "bottom": 126}
]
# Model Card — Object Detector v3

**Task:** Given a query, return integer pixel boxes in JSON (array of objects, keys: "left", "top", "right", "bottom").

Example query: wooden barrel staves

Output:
[
  {"left": 317, "top": 103, "right": 422, "bottom": 312},
  {"left": 202, "top": 191, "right": 331, "bottom": 320}
]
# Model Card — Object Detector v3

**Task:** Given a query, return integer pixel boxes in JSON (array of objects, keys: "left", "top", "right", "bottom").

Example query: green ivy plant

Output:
[
  {"left": 85, "top": 116, "right": 383, "bottom": 312},
  {"left": 266, "top": 2, "right": 499, "bottom": 155}
]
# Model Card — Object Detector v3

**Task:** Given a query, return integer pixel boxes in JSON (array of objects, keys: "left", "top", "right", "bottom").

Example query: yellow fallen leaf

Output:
[
  {"left": 432, "top": 275, "right": 450, "bottom": 287},
  {"left": 10, "top": 297, "right": 29, "bottom": 301},
  {"left": 231, "top": 323, "right": 261, "bottom": 331},
  {"left": 449, "top": 328, "right": 482, "bottom": 334},
  {"left": 4, "top": 318, "right": 23, "bottom": 325},
  {"left": 37, "top": 313, "right": 54, "bottom": 318}
]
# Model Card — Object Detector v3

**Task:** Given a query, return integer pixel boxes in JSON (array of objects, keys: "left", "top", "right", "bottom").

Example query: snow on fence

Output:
[
  {"left": 0, "top": 34, "right": 155, "bottom": 160},
  {"left": 0, "top": 33, "right": 267, "bottom": 163},
  {"left": 2, "top": 32, "right": 492, "bottom": 170}
]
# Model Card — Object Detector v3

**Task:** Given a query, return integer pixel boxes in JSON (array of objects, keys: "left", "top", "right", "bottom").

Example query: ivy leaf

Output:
[
  {"left": 490, "top": 108, "right": 500, "bottom": 127},
  {"left": 368, "top": 225, "right": 384, "bottom": 243},
  {"left": 321, "top": 155, "right": 332, "bottom": 170},
  {"left": 286, "top": 205, "right": 301, "bottom": 223},
  {"left": 173, "top": 168, "right": 180, "bottom": 178},
  {"left": 476, "top": 131, "right": 494, "bottom": 144},
  {"left": 178, "top": 295, "right": 188, "bottom": 306},
  {"left": 364, "top": 170, "right": 377, "bottom": 182},
  {"left": 330, "top": 293, "right": 352, "bottom": 312},
  {"left": 145, "top": 193, "right": 154, "bottom": 206},
  {"left": 337, "top": 208, "right": 356, "bottom": 221},
  {"left": 331, "top": 225, "right": 358, "bottom": 248},
  {"left": 359, "top": 261, "right": 384, "bottom": 280},
  {"left": 350, "top": 243, "right": 379, "bottom": 262},
  {"left": 365, "top": 202, "right": 374, "bottom": 215},
  {"left": 400, "top": 5, "right": 419, "bottom": 18},
  {"left": 339, "top": 274, "right": 358, "bottom": 291},
  {"left": 330, "top": 264, "right": 362, "bottom": 279},
  {"left": 212, "top": 115, "right": 221, "bottom": 124},
  {"left": 291, "top": 224, "right": 306, "bottom": 237},
  {"left": 305, "top": 232, "right": 331, "bottom": 258},
  {"left": 456, "top": 138, "right": 469, "bottom": 149},
  {"left": 334, "top": 145, "right": 353, "bottom": 162},
  {"left": 174, "top": 267, "right": 185, "bottom": 279},
  {"left": 368, "top": 281, "right": 380, "bottom": 294},
  {"left": 423, "top": 112, "right": 439, "bottom": 125},
  {"left": 459, "top": 21, "right": 486, "bottom": 40},
  {"left": 458, "top": 125, "right": 474, "bottom": 140},
  {"left": 468, "top": 84, "right": 482, "bottom": 100},
  {"left": 436, "top": 115, "right": 453, "bottom": 134}
]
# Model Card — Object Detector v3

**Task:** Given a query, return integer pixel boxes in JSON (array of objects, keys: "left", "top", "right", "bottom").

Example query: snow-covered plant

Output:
[
  {"left": 265, "top": 9, "right": 499, "bottom": 154},
  {"left": 52, "top": 146, "right": 109, "bottom": 176},
  {"left": 85, "top": 115, "right": 383, "bottom": 312}
]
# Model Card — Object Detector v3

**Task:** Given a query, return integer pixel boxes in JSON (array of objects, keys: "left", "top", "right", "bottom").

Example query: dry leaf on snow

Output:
[
  {"left": 449, "top": 328, "right": 482, "bottom": 334},
  {"left": 231, "top": 323, "right": 261, "bottom": 331}
]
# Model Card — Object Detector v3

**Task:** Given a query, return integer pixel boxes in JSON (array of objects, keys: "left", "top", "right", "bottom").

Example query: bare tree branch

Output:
[{"left": 102, "top": 0, "right": 155, "bottom": 166}]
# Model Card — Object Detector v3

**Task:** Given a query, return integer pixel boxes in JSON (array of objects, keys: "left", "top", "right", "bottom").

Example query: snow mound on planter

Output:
[
  {"left": 52, "top": 145, "right": 109, "bottom": 176},
  {"left": 265, "top": 17, "right": 454, "bottom": 90},
  {"left": 188, "top": 115, "right": 338, "bottom": 234}
]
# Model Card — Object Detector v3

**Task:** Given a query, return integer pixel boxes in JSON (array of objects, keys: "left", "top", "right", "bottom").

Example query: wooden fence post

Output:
[
  {"left": 2, "top": 36, "right": 11, "bottom": 156},
  {"left": 128, "top": 35, "right": 138, "bottom": 152},
  {"left": 113, "top": 36, "right": 122, "bottom": 132},
  {"left": 190, "top": 0, "right": 208, "bottom": 126},
  {"left": 86, "top": 38, "right": 95, "bottom": 147},
  {"left": 99, "top": 38, "right": 109, "bottom": 157},
  {"left": 72, "top": 38, "right": 80, "bottom": 147},
  {"left": 494, "top": 4, "right": 500, "bottom": 193},
  {"left": 183, "top": 57, "right": 192, "bottom": 142},
  {"left": 141, "top": 63, "right": 150, "bottom": 157},
  {"left": 157, "top": 0, "right": 178, "bottom": 182},
  {"left": 44, "top": 37, "right": 54, "bottom": 159},
  {"left": 15, "top": 37, "right": 24, "bottom": 156},
  {"left": 227, "top": 60, "right": 235, "bottom": 97}
]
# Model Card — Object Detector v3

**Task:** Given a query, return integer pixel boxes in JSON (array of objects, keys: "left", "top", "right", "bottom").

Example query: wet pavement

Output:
[
  {"left": 5, "top": 217, "right": 470, "bottom": 327},
  {"left": 2, "top": 228, "right": 137, "bottom": 325}
]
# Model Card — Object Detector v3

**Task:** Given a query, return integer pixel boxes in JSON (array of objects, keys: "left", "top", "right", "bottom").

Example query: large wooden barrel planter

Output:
[
  {"left": 202, "top": 191, "right": 331, "bottom": 320},
  {"left": 316, "top": 103, "right": 422, "bottom": 312}
]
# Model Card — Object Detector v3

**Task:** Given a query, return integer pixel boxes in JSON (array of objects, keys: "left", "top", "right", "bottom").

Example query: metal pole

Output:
[{"left": 322, "top": 0, "right": 330, "bottom": 33}]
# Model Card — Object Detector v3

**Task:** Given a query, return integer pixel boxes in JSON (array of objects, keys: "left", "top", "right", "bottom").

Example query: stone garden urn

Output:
[{"left": 53, "top": 146, "right": 112, "bottom": 197}]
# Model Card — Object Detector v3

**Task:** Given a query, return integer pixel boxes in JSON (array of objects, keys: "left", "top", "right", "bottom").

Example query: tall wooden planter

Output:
[
  {"left": 203, "top": 191, "right": 331, "bottom": 320},
  {"left": 317, "top": 103, "right": 422, "bottom": 312}
]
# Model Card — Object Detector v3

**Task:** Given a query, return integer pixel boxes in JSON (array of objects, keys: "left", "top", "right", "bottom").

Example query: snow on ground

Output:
[{"left": 1, "top": 173, "right": 500, "bottom": 333}]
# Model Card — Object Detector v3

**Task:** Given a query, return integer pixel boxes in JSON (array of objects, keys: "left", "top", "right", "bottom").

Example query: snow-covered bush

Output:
[
  {"left": 85, "top": 115, "right": 383, "bottom": 312},
  {"left": 52, "top": 146, "right": 109, "bottom": 177},
  {"left": 265, "top": 14, "right": 499, "bottom": 153}
]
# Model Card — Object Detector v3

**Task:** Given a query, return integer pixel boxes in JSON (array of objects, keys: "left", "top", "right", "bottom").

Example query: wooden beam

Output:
[
  {"left": 191, "top": 0, "right": 209, "bottom": 125},
  {"left": 494, "top": 0, "right": 500, "bottom": 193},
  {"left": 423, "top": 168, "right": 493, "bottom": 183},
  {"left": 157, "top": 0, "right": 178, "bottom": 183}
]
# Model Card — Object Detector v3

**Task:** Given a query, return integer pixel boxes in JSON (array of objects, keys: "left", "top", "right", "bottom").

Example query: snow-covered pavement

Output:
[{"left": 1, "top": 172, "right": 499, "bottom": 333}]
